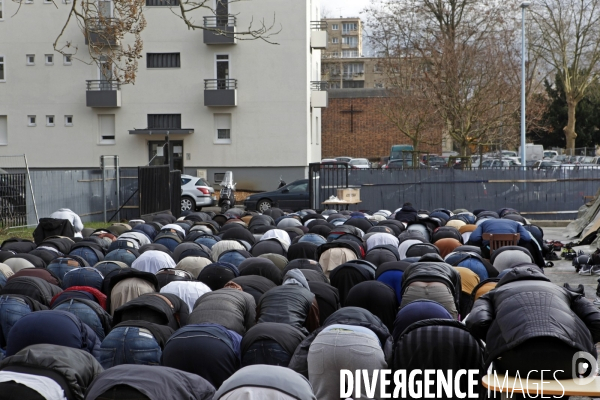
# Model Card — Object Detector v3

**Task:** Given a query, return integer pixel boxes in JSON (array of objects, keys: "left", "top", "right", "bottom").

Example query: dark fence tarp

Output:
[
  {"left": 170, "top": 170, "right": 181, "bottom": 219},
  {"left": 139, "top": 165, "right": 171, "bottom": 217},
  {"left": 310, "top": 164, "right": 600, "bottom": 220}
]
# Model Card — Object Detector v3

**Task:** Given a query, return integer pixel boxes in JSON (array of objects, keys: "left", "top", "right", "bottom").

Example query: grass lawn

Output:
[{"left": 0, "top": 222, "right": 114, "bottom": 243}]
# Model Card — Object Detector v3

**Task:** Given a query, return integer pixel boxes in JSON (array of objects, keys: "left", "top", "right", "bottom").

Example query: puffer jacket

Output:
[
  {"left": 401, "top": 255, "right": 461, "bottom": 310},
  {"left": 466, "top": 265, "right": 600, "bottom": 367}
]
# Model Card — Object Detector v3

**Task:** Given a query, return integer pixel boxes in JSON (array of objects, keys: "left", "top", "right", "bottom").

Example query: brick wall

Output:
[{"left": 321, "top": 95, "right": 442, "bottom": 159}]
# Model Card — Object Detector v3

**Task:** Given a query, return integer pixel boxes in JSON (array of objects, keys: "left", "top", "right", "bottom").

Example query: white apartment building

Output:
[{"left": 0, "top": 0, "right": 327, "bottom": 190}]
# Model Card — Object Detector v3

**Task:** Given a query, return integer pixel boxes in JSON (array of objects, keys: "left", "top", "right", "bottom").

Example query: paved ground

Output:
[{"left": 543, "top": 227, "right": 598, "bottom": 301}]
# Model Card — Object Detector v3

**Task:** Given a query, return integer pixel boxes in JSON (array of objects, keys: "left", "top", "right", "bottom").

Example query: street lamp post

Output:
[{"left": 521, "top": 1, "right": 530, "bottom": 170}]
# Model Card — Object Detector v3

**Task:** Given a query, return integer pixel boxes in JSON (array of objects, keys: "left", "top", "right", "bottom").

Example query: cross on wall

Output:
[{"left": 340, "top": 103, "right": 363, "bottom": 133}]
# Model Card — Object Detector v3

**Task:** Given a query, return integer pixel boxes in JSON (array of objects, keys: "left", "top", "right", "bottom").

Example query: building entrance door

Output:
[{"left": 149, "top": 140, "right": 183, "bottom": 171}]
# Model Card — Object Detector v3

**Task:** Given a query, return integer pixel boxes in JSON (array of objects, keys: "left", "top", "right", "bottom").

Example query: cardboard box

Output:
[{"left": 337, "top": 188, "right": 360, "bottom": 203}]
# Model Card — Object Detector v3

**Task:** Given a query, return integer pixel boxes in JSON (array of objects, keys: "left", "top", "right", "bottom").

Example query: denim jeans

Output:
[
  {"left": 53, "top": 299, "right": 106, "bottom": 340},
  {"left": 69, "top": 248, "right": 100, "bottom": 267},
  {"left": 47, "top": 259, "right": 78, "bottom": 281},
  {"left": 0, "top": 296, "right": 32, "bottom": 348},
  {"left": 242, "top": 339, "right": 292, "bottom": 367},
  {"left": 62, "top": 268, "right": 103, "bottom": 291},
  {"left": 97, "top": 326, "right": 161, "bottom": 369}
]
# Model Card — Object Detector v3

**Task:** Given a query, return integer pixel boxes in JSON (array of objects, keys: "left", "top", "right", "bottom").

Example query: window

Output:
[
  {"left": 45, "top": 54, "right": 53, "bottom": 65},
  {"left": 343, "top": 80, "right": 365, "bottom": 88},
  {"left": 214, "top": 113, "right": 231, "bottom": 144},
  {"left": 0, "top": 56, "right": 4, "bottom": 81},
  {"left": 46, "top": 115, "right": 55, "bottom": 126},
  {"left": 147, "top": 114, "right": 181, "bottom": 129},
  {"left": 145, "top": 0, "right": 179, "bottom": 5},
  {"left": 65, "top": 115, "right": 73, "bottom": 126},
  {"left": 342, "top": 36, "right": 358, "bottom": 47},
  {"left": 146, "top": 53, "right": 180, "bottom": 68},
  {"left": 26, "top": 54, "right": 34, "bottom": 66},
  {"left": 342, "top": 22, "right": 358, "bottom": 33},
  {"left": 214, "top": 173, "right": 225, "bottom": 183},
  {"left": 0, "top": 0, "right": 4, "bottom": 20},
  {"left": 374, "top": 64, "right": 382, "bottom": 73},
  {"left": 25, "top": 0, "right": 32, "bottom": 3},
  {"left": 329, "top": 81, "right": 341, "bottom": 89},
  {"left": 331, "top": 37, "right": 338, "bottom": 44},
  {"left": 374, "top": 83, "right": 383, "bottom": 88},
  {"left": 331, "top": 24, "right": 338, "bottom": 30},
  {"left": 342, "top": 50, "right": 358, "bottom": 58},
  {"left": 43, "top": 0, "right": 52, "bottom": 4},
  {"left": 27, "top": 115, "right": 36, "bottom": 126},
  {"left": 63, "top": 54, "right": 72, "bottom": 65},
  {"left": 0, "top": 116, "right": 7, "bottom": 145},
  {"left": 98, "top": 114, "right": 115, "bottom": 144},
  {"left": 343, "top": 62, "right": 364, "bottom": 77}
]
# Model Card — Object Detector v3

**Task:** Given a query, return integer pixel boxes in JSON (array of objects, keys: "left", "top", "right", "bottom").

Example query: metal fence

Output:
[{"left": 310, "top": 163, "right": 600, "bottom": 220}]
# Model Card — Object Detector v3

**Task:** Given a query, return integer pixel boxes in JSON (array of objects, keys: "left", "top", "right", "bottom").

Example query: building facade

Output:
[
  {"left": 0, "top": 0, "right": 325, "bottom": 190},
  {"left": 320, "top": 17, "right": 385, "bottom": 89}
]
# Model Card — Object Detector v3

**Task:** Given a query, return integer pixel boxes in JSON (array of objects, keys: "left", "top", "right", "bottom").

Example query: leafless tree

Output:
[
  {"left": 366, "top": 0, "right": 525, "bottom": 156},
  {"left": 528, "top": 0, "right": 600, "bottom": 150},
  {"left": 13, "top": 0, "right": 280, "bottom": 84}
]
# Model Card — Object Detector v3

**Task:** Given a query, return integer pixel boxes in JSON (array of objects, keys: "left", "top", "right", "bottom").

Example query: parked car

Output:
[
  {"left": 385, "top": 159, "right": 430, "bottom": 169},
  {"left": 243, "top": 179, "right": 309, "bottom": 212},
  {"left": 180, "top": 175, "right": 216, "bottom": 212},
  {"left": 544, "top": 150, "right": 558, "bottom": 159},
  {"left": 532, "top": 160, "right": 562, "bottom": 170},
  {"left": 480, "top": 159, "right": 520, "bottom": 169},
  {"left": 335, "top": 156, "right": 353, "bottom": 163},
  {"left": 422, "top": 155, "right": 447, "bottom": 168},
  {"left": 349, "top": 158, "right": 370, "bottom": 169}
]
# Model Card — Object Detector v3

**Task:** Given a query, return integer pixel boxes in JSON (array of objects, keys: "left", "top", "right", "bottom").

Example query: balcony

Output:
[
  {"left": 310, "top": 81, "right": 328, "bottom": 108},
  {"left": 310, "top": 21, "right": 327, "bottom": 50},
  {"left": 203, "top": 15, "right": 236, "bottom": 45},
  {"left": 86, "top": 80, "right": 121, "bottom": 108},
  {"left": 84, "top": 18, "right": 120, "bottom": 46},
  {"left": 204, "top": 79, "right": 237, "bottom": 107}
]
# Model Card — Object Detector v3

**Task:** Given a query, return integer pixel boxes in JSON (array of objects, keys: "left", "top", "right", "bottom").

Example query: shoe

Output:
[
  {"left": 565, "top": 251, "right": 577, "bottom": 260},
  {"left": 546, "top": 252, "right": 560, "bottom": 261},
  {"left": 564, "top": 283, "right": 585, "bottom": 295},
  {"left": 579, "top": 264, "right": 592, "bottom": 275},
  {"left": 594, "top": 298, "right": 600, "bottom": 306},
  {"left": 592, "top": 265, "right": 600, "bottom": 275}
]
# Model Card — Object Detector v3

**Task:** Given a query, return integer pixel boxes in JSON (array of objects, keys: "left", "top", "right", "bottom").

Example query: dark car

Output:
[
  {"left": 385, "top": 159, "right": 430, "bottom": 169},
  {"left": 244, "top": 179, "right": 309, "bottom": 212}
]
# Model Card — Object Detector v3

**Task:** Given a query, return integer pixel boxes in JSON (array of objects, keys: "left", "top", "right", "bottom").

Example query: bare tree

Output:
[
  {"left": 14, "top": 0, "right": 280, "bottom": 84},
  {"left": 529, "top": 0, "right": 600, "bottom": 150},
  {"left": 366, "top": 0, "right": 524, "bottom": 156}
]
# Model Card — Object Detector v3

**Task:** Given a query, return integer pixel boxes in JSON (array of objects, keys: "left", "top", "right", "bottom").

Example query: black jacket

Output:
[
  {"left": 33, "top": 218, "right": 75, "bottom": 245},
  {"left": 113, "top": 292, "right": 189, "bottom": 330},
  {"left": 394, "top": 205, "right": 419, "bottom": 224},
  {"left": 0, "top": 343, "right": 102, "bottom": 400},
  {"left": 466, "top": 266, "right": 600, "bottom": 367}
]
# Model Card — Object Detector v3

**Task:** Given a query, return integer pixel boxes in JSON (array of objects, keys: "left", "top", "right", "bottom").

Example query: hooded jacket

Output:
[
  {"left": 256, "top": 269, "right": 319, "bottom": 334},
  {"left": 466, "top": 266, "right": 600, "bottom": 368},
  {"left": 189, "top": 288, "right": 256, "bottom": 336},
  {"left": 0, "top": 344, "right": 103, "bottom": 400}
]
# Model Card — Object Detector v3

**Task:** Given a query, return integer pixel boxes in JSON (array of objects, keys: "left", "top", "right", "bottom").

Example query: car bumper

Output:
[
  {"left": 244, "top": 198, "right": 257, "bottom": 210},
  {"left": 196, "top": 196, "right": 217, "bottom": 207}
]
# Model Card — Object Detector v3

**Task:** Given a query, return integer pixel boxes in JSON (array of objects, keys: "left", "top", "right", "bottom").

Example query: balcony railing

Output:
[
  {"left": 86, "top": 80, "right": 121, "bottom": 91},
  {"left": 203, "top": 16, "right": 236, "bottom": 45},
  {"left": 342, "top": 28, "right": 359, "bottom": 34},
  {"left": 311, "top": 81, "right": 329, "bottom": 91},
  {"left": 204, "top": 79, "right": 237, "bottom": 106},
  {"left": 86, "top": 80, "right": 121, "bottom": 107},
  {"left": 204, "top": 15, "right": 236, "bottom": 28},
  {"left": 311, "top": 21, "right": 327, "bottom": 30},
  {"left": 204, "top": 79, "right": 237, "bottom": 90}
]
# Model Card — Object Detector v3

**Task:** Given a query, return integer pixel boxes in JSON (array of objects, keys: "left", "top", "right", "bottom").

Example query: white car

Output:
[
  {"left": 181, "top": 175, "right": 217, "bottom": 212},
  {"left": 349, "top": 158, "right": 370, "bottom": 169}
]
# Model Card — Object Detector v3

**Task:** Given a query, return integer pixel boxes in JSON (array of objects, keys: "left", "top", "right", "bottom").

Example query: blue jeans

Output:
[
  {"left": 47, "top": 260, "right": 77, "bottom": 281},
  {"left": 69, "top": 248, "right": 99, "bottom": 266},
  {"left": 53, "top": 300, "right": 106, "bottom": 340},
  {"left": 242, "top": 339, "right": 292, "bottom": 367},
  {"left": 97, "top": 326, "right": 161, "bottom": 369},
  {"left": 0, "top": 296, "right": 32, "bottom": 349}
]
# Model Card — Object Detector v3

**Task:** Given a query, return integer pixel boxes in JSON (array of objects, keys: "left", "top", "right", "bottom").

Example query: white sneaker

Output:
[{"left": 593, "top": 298, "right": 600, "bottom": 306}]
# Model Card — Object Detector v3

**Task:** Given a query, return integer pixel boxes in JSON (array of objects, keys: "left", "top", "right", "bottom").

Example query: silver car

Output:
[
  {"left": 349, "top": 158, "right": 370, "bottom": 169},
  {"left": 181, "top": 175, "right": 217, "bottom": 211}
]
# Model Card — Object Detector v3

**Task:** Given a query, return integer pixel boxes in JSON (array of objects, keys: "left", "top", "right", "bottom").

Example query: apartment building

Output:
[
  {"left": 320, "top": 17, "right": 385, "bottom": 89},
  {"left": 0, "top": 0, "right": 326, "bottom": 190}
]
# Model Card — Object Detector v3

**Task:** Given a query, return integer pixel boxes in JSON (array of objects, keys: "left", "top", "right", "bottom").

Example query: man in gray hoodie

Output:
[{"left": 256, "top": 269, "right": 320, "bottom": 334}]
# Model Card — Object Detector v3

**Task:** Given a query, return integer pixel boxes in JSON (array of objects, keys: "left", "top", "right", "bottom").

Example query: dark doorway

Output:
[{"left": 148, "top": 140, "right": 183, "bottom": 172}]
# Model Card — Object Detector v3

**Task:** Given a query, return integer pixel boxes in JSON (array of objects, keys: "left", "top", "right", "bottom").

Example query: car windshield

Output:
[{"left": 350, "top": 159, "right": 368, "bottom": 165}]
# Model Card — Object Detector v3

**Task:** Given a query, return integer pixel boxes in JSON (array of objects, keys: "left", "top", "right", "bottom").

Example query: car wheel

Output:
[
  {"left": 181, "top": 196, "right": 195, "bottom": 212},
  {"left": 257, "top": 199, "right": 272, "bottom": 213}
]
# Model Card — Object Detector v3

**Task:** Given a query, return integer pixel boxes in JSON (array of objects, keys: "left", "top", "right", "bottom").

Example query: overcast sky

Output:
[{"left": 320, "top": 0, "right": 370, "bottom": 18}]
